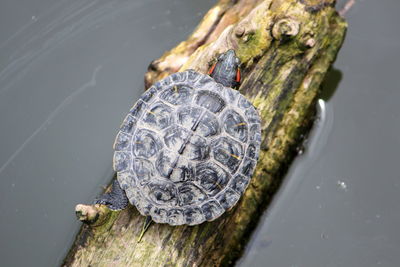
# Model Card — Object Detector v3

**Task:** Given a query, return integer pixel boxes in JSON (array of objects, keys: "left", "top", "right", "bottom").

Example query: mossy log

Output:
[{"left": 64, "top": 0, "right": 347, "bottom": 266}]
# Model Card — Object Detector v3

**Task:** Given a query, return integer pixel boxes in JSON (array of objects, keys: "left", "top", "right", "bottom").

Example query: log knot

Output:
[
  {"left": 298, "top": 31, "right": 317, "bottom": 50},
  {"left": 271, "top": 18, "right": 300, "bottom": 40},
  {"left": 235, "top": 25, "right": 246, "bottom": 37},
  {"left": 304, "top": 37, "right": 316, "bottom": 48}
]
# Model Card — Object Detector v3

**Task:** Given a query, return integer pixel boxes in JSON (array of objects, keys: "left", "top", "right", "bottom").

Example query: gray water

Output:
[
  {"left": 0, "top": 0, "right": 214, "bottom": 266},
  {"left": 0, "top": 1, "right": 399, "bottom": 267}
]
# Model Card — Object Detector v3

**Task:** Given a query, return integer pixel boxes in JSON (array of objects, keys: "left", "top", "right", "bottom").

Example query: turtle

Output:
[{"left": 95, "top": 49, "right": 261, "bottom": 226}]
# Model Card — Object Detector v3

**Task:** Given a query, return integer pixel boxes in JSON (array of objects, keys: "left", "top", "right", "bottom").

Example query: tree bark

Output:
[{"left": 64, "top": 0, "right": 347, "bottom": 266}]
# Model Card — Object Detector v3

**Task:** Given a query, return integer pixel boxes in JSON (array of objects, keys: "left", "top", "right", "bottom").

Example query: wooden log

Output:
[{"left": 63, "top": 0, "right": 347, "bottom": 266}]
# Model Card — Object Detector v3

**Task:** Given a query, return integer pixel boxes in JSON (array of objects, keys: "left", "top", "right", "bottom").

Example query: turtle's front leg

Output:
[{"left": 95, "top": 179, "right": 129, "bottom": 211}]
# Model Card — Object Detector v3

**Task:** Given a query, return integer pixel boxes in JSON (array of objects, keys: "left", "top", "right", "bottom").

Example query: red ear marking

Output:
[
  {"left": 236, "top": 68, "right": 241, "bottom": 82},
  {"left": 208, "top": 63, "right": 216, "bottom": 75}
]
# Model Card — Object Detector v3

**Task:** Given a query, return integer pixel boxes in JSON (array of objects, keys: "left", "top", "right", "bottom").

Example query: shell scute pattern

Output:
[
  {"left": 245, "top": 106, "right": 261, "bottom": 124},
  {"left": 144, "top": 181, "right": 178, "bottom": 206},
  {"left": 132, "top": 129, "right": 162, "bottom": 158},
  {"left": 167, "top": 208, "right": 185, "bottom": 225},
  {"left": 197, "top": 111, "right": 220, "bottom": 137},
  {"left": 159, "top": 84, "right": 194, "bottom": 105},
  {"left": 246, "top": 143, "right": 259, "bottom": 159},
  {"left": 195, "top": 90, "right": 226, "bottom": 113},
  {"left": 177, "top": 106, "right": 202, "bottom": 129},
  {"left": 140, "top": 86, "right": 157, "bottom": 102},
  {"left": 113, "top": 151, "right": 131, "bottom": 172},
  {"left": 170, "top": 71, "right": 189, "bottom": 83},
  {"left": 114, "top": 131, "right": 131, "bottom": 151},
  {"left": 130, "top": 100, "right": 147, "bottom": 118},
  {"left": 163, "top": 125, "right": 190, "bottom": 151},
  {"left": 240, "top": 158, "right": 257, "bottom": 178},
  {"left": 216, "top": 188, "right": 240, "bottom": 210},
  {"left": 211, "top": 137, "right": 244, "bottom": 173},
  {"left": 150, "top": 206, "right": 168, "bottom": 224},
  {"left": 132, "top": 158, "right": 155, "bottom": 185},
  {"left": 229, "top": 174, "right": 250, "bottom": 194},
  {"left": 177, "top": 182, "right": 207, "bottom": 206},
  {"left": 195, "top": 162, "right": 230, "bottom": 196},
  {"left": 238, "top": 95, "right": 252, "bottom": 109},
  {"left": 182, "top": 134, "right": 209, "bottom": 161},
  {"left": 142, "top": 101, "right": 174, "bottom": 130},
  {"left": 223, "top": 85, "right": 240, "bottom": 103},
  {"left": 183, "top": 207, "right": 204, "bottom": 225},
  {"left": 120, "top": 114, "right": 137, "bottom": 134},
  {"left": 155, "top": 150, "right": 178, "bottom": 179},
  {"left": 222, "top": 109, "right": 248, "bottom": 142},
  {"left": 249, "top": 124, "right": 262, "bottom": 143},
  {"left": 195, "top": 74, "right": 214, "bottom": 90},
  {"left": 114, "top": 70, "right": 261, "bottom": 225},
  {"left": 117, "top": 170, "right": 136, "bottom": 190},
  {"left": 186, "top": 69, "right": 201, "bottom": 81},
  {"left": 201, "top": 200, "right": 224, "bottom": 221},
  {"left": 152, "top": 81, "right": 163, "bottom": 91}
]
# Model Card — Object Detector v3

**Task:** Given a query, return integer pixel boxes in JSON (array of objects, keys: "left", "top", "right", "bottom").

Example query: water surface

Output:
[{"left": 0, "top": 1, "right": 214, "bottom": 266}]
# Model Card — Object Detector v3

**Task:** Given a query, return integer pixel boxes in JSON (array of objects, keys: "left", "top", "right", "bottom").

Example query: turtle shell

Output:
[{"left": 113, "top": 70, "right": 261, "bottom": 225}]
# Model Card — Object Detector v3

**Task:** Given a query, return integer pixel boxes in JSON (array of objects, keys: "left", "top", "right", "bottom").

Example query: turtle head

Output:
[{"left": 208, "top": 49, "right": 241, "bottom": 88}]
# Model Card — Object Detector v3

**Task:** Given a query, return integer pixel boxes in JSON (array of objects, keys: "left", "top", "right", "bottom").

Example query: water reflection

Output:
[{"left": 319, "top": 68, "right": 342, "bottom": 101}]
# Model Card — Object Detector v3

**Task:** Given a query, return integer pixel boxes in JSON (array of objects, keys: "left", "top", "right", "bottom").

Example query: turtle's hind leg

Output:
[
  {"left": 137, "top": 216, "right": 153, "bottom": 243},
  {"left": 95, "top": 179, "right": 128, "bottom": 211}
]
